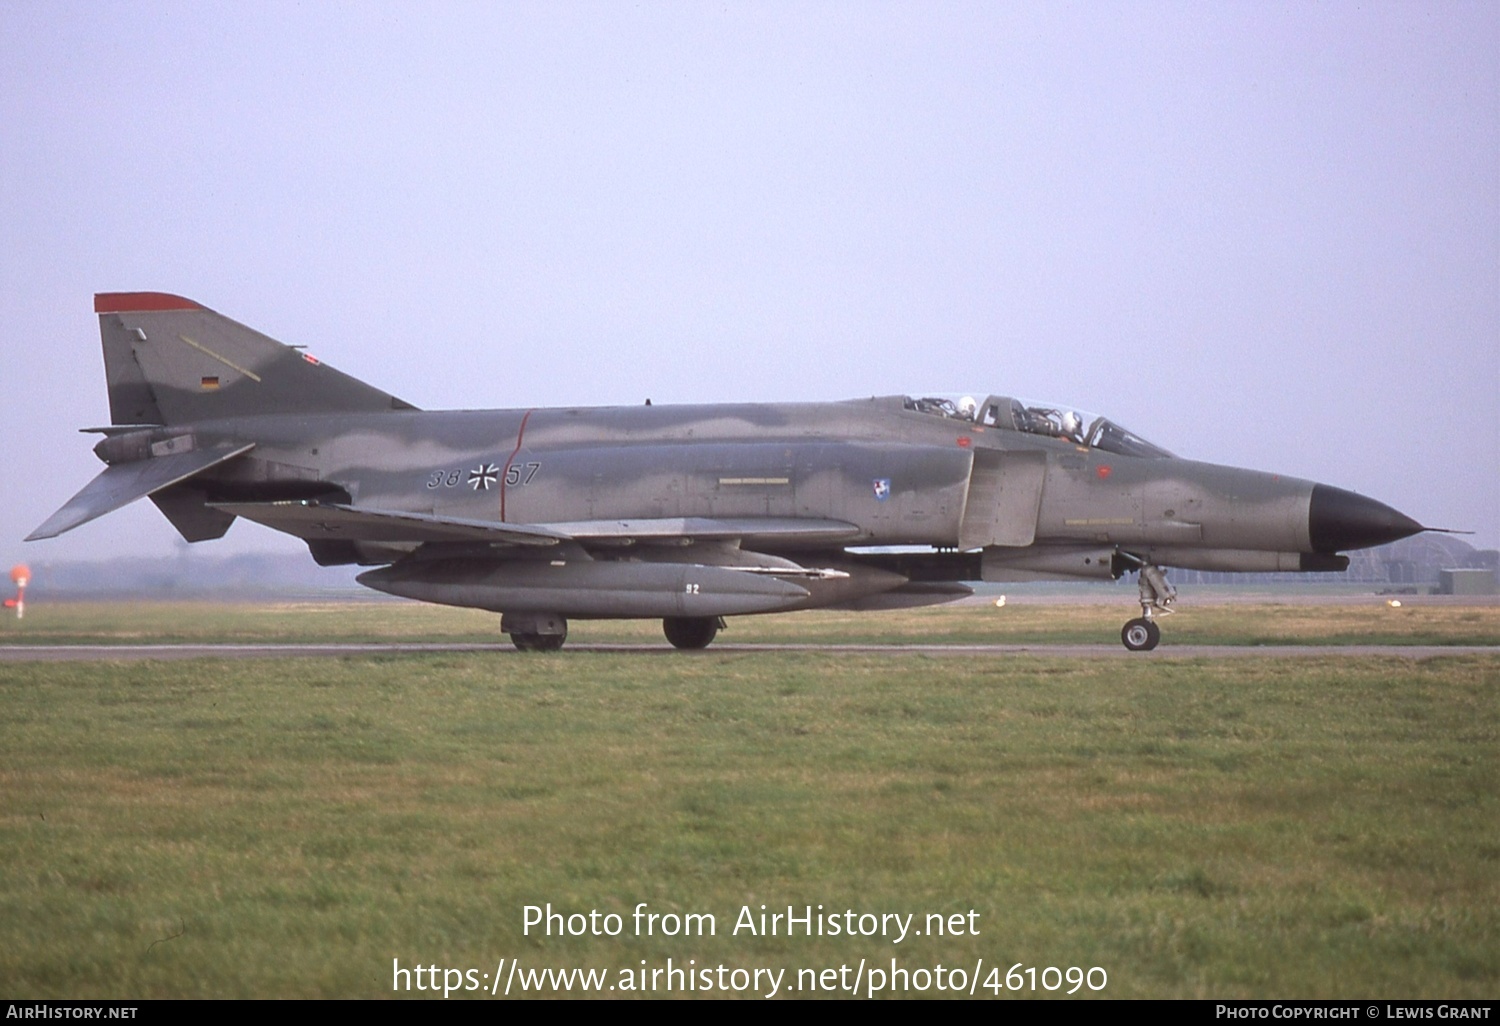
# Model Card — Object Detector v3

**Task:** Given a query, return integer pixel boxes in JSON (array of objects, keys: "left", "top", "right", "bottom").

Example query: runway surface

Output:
[{"left": 2, "top": 642, "right": 1496, "bottom": 662}]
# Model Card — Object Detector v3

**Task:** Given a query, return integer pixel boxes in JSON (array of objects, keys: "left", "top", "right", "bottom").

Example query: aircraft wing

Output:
[
  {"left": 207, "top": 501, "right": 570, "bottom": 546},
  {"left": 26, "top": 444, "right": 256, "bottom": 540},
  {"left": 211, "top": 502, "right": 861, "bottom": 550},
  {"left": 541, "top": 517, "right": 863, "bottom": 547}
]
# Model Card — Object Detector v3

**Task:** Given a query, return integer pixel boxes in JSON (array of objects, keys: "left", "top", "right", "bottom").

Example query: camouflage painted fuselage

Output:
[{"left": 30, "top": 293, "right": 1427, "bottom": 642}]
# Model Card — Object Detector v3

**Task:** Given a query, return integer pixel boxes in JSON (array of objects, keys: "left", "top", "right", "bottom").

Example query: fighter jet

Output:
[{"left": 28, "top": 292, "right": 1435, "bottom": 651}]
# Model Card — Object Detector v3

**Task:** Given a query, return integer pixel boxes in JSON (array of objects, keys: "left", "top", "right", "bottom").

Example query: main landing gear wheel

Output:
[
  {"left": 663, "top": 616, "right": 722, "bottom": 650},
  {"left": 1121, "top": 617, "right": 1161, "bottom": 652},
  {"left": 503, "top": 613, "right": 567, "bottom": 652},
  {"left": 511, "top": 631, "right": 566, "bottom": 652}
]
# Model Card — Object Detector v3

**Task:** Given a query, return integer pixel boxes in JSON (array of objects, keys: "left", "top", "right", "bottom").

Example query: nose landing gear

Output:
[
  {"left": 1121, "top": 617, "right": 1160, "bottom": 651},
  {"left": 1121, "top": 564, "right": 1175, "bottom": 651}
]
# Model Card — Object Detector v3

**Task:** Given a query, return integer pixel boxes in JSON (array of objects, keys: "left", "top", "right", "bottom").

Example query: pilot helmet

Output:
[{"left": 957, "top": 396, "right": 977, "bottom": 418}]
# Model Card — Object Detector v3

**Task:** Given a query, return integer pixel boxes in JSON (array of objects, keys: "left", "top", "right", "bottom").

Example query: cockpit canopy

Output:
[{"left": 902, "top": 394, "right": 1175, "bottom": 459}]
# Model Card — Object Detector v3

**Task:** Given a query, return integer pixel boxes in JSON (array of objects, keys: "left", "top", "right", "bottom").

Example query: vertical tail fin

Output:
[{"left": 95, "top": 292, "right": 417, "bottom": 425}]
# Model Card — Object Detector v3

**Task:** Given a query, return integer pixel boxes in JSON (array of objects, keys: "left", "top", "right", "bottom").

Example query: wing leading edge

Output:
[{"left": 211, "top": 500, "right": 862, "bottom": 550}]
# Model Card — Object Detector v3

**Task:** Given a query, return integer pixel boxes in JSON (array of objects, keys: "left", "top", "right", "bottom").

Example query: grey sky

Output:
[{"left": 3, "top": 1, "right": 1496, "bottom": 566}]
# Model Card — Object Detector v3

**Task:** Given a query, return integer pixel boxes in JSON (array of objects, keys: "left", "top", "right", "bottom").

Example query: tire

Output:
[
  {"left": 663, "top": 616, "right": 719, "bottom": 650},
  {"left": 511, "top": 630, "right": 566, "bottom": 652},
  {"left": 1121, "top": 617, "right": 1161, "bottom": 652}
]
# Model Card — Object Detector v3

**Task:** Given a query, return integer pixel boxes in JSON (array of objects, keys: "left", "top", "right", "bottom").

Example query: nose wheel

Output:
[
  {"left": 1120, "top": 563, "right": 1175, "bottom": 651},
  {"left": 1121, "top": 617, "right": 1161, "bottom": 651}
]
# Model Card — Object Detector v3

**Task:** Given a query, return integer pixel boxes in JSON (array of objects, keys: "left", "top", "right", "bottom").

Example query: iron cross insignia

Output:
[{"left": 468, "top": 463, "right": 500, "bottom": 490}]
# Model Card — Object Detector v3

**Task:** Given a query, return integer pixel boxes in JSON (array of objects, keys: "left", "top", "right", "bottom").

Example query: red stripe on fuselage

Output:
[{"left": 499, "top": 409, "right": 536, "bottom": 522}]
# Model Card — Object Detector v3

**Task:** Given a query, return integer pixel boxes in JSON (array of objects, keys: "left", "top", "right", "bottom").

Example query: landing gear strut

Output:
[
  {"left": 1121, "top": 564, "right": 1175, "bottom": 651},
  {"left": 663, "top": 616, "right": 724, "bottom": 650}
]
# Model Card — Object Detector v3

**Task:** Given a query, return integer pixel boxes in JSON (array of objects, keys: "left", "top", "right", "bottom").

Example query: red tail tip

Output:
[{"left": 94, "top": 292, "right": 203, "bottom": 314}]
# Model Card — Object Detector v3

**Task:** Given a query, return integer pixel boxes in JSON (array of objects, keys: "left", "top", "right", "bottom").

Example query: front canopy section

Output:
[{"left": 902, "top": 393, "right": 1175, "bottom": 459}]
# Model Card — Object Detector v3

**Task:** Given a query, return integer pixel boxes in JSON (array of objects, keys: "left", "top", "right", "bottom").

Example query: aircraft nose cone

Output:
[{"left": 1309, "top": 484, "right": 1425, "bottom": 553}]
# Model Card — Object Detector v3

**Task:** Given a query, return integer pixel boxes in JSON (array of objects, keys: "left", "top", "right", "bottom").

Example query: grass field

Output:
[{"left": 0, "top": 603, "right": 1496, "bottom": 999}]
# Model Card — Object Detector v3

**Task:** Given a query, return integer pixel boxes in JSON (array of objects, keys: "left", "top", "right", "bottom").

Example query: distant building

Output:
[{"left": 1437, "top": 568, "right": 1499, "bottom": 596}]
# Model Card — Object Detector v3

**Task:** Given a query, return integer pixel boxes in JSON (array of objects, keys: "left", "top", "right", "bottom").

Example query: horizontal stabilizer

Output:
[
  {"left": 26, "top": 444, "right": 255, "bottom": 540},
  {"left": 208, "top": 501, "right": 569, "bottom": 546},
  {"left": 80, "top": 424, "right": 164, "bottom": 435}
]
